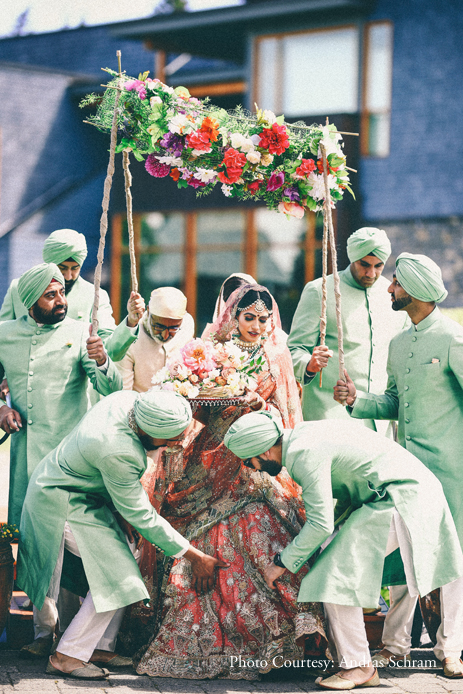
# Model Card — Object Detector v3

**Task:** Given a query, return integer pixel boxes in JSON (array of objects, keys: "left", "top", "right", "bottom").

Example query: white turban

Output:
[
  {"left": 224, "top": 412, "right": 284, "bottom": 459},
  {"left": 347, "top": 227, "right": 391, "bottom": 264},
  {"left": 149, "top": 287, "right": 187, "bottom": 319},
  {"left": 134, "top": 390, "right": 192, "bottom": 438}
]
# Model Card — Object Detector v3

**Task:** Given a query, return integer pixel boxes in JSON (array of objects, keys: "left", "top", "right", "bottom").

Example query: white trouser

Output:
[
  {"left": 55, "top": 522, "right": 140, "bottom": 661},
  {"left": 324, "top": 509, "right": 417, "bottom": 669},
  {"left": 383, "top": 577, "right": 463, "bottom": 661},
  {"left": 33, "top": 587, "right": 81, "bottom": 639}
]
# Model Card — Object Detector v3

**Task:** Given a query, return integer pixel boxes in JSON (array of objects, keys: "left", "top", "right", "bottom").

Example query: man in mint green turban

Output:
[
  {"left": 335, "top": 252, "right": 463, "bottom": 679},
  {"left": 0, "top": 228, "right": 144, "bottom": 367},
  {"left": 288, "top": 227, "right": 408, "bottom": 435},
  {"left": 225, "top": 413, "right": 463, "bottom": 689},
  {"left": 17, "top": 390, "right": 226, "bottom": 679},
  {"left": 0, "top": 262, "right": 123, "bottom": 658}
]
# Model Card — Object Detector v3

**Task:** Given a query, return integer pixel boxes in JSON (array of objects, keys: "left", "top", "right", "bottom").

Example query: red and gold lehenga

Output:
[{"left": 124, "top": 286, "right": 329, "bottom": 680}]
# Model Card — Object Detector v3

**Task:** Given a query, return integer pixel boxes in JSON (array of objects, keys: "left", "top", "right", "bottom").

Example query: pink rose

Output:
[
  {"left": 278, "top": 201, "right": 305, "bottom": 219},
  {"left": 180, "top": 338, "right": 216, "bottom": 374}
]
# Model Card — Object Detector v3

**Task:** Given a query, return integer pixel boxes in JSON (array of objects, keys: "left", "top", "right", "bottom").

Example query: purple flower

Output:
[
  {"left": 145, "top": 154, "right": 170, "bottom": 178},
  {"left": 160, "top": 132, "right": 184, "bottom": 156},
  {"left": 283, "top": 186, "right": 300, "bottom": 201},
  {"left": 266, "top": 171, "right": 285, "bottom": 192},
  {"left": 181, "top": 168, "right": 192, "bottom": 181}
]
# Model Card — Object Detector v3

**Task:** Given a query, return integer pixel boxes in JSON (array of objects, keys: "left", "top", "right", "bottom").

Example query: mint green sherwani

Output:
[
  {"left": 0, "top": 315, "right": 123, "bottom": 526},
  {"left": 350, "top": 307, "right": 463, "bottom": 548},
  {"left": 280, "top": 420, "right": 463, "bottom": 608},
  {"left": 288, "top": 268, "right": 408, "bottom": 434},
  {"left": 17, "top": 390, "right": 189, "bottom": 613},
  {"left": 0, "top": 276, "right": 136, "bottom": 362}
]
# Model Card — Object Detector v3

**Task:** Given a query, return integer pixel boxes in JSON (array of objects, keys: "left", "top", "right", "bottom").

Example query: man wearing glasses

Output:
[{"left": 116, "top": 287, "right": 195, "bottom": 393}]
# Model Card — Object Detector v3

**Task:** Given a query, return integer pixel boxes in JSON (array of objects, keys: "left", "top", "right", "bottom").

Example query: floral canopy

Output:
[{"left": 81, "top": 69, "right": 354, "bottom": 219}]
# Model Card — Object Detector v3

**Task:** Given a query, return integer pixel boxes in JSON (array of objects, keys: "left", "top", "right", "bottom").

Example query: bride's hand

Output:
[{"left": 242, "top": 390, "right": 266, "bottom": 412}]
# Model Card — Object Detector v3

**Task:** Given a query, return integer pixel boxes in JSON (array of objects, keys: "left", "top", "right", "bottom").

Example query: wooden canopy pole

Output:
[
  {"left": 319, "top": 208, "right": 329, "bottom": 388},
  {"left": 122, "top": 152, "right": 138, "bottom": 293},
  {"left": 92, "top": 50, "right": 123, "bottom": 334},
  {"left": 320, "top": 141, "right": 346, "bottom": 394}
]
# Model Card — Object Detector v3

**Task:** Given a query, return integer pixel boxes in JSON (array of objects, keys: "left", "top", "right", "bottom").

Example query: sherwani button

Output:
[
  {"left": 29, "top": 371, "right": 33, "bottom": 376},
  {"left": 28, "top": 404, "right": 33, "bottom": 409},
  {"left": 28, "top": 420, "right": 32, "bottom": 425},
  {"left": 405, "top": 402, "right": 409, "bottom": 407},
  {"left": 28, "top": 387, "right": 32, "bottom": 392},
  {"left": 404, "top": 386, "right": 409, "bottom": 391},
  {"left": 405, "top": 418, "right": 410, "bottom": 423},
  {"left": 406, "top": 435, "right": 411, "bottom": 441},
  {"left": 32, "top": 340, "right": 37, "bottom": 345},
  {"left": 412, "top": 336, "right": 417, "bottom": 342},
  {"left": 406, "top": 368, "right": 410, "bottom": 373},
  {"left": 408, "top": 353, "right": 413, "bottom": 358}
]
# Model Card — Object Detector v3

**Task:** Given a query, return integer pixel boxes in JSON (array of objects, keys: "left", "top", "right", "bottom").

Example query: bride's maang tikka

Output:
[{"left": 238, "top": 291, "right": 270, "bottom": 314}]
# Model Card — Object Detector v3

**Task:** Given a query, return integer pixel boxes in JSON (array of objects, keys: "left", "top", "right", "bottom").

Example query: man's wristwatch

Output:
[{"left": 273, "top": 552, "right": 286, "bottom": 569}]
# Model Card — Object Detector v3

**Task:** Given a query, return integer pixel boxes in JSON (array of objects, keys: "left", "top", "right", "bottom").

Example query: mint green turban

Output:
[
  {"left": 42, "top": 229, "right": 88, "bottom": 267},
  {"left": 347, "top": 227, "right": 391, "bottom": 264},
  {"left": 395, "top": 252, "right": 448, "bottom": 303},
  {"left": 134, "top": 391, "right": 192, "bottom": 438},
  {"left": 18, "top": 263, "right": 65, "bottom": 309},
  {"left": 224, "top": 412, "right": 284, "bottom": 459}
]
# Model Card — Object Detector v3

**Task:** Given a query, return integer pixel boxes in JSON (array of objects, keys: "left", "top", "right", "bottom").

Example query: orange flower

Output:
[
  {"left": 170, "top": 167, "right": 181, "bottom": 181},
  {"left": 200, "top": 116, "right": 220, "bottom": 142}
]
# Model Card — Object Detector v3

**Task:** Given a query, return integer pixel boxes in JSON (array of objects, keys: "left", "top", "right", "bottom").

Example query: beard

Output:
[
  {"left": 33, "top": 303, "right": 68, "bottom": 324},
  {"left": 259, "top": 459, "right": 283, "bottom": 477},
  {"left": 65, "top": 279, "right": 77, "bottom": 294},
  {"left": 392, "top": 295, "right": 412, "bottom": 311}
]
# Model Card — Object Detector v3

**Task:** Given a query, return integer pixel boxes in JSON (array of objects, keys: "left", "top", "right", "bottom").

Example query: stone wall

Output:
[{"left": 378, "top": 216, "right": 463, "bottom": 308}]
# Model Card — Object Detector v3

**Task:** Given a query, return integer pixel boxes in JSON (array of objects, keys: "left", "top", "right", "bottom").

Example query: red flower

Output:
[
  {"left": 219, "top": 148, "right": 247, "bottom": 184},
  {"left": 222, "top": 148, "right": 247, "bottom": 169},
  {"left": 247, "top": 180, "right": 263, "bottom": 194},
  {"left": 170, "top": 167, "right": 181, "bottom": 181},
  {"left": 259, "top": 123, "right": 290, "bottom": 156},
  {"left": 200, "top": 117, "right": 220, "bottom": 142},
  {"left": 218, "top": 169, "right": 241, "bottom": 184},
  {"left": 186, "top": 130, "right": 211, "bottom": 151},
  {"left": 296, "top": 158, "right": 316, "bottom": 177},
  {"left": 317, "top": 159, "right": 339, "bottom": 175}
]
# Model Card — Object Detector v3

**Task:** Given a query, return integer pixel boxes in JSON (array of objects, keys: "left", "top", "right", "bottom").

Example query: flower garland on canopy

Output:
[{"left": 81, "top": 70, "right": 354, "bottom": 218}]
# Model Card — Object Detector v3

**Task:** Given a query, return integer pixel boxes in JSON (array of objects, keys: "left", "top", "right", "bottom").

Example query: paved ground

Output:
[{"left": 0, "top": 650, "right": 462, "bottom": 694}]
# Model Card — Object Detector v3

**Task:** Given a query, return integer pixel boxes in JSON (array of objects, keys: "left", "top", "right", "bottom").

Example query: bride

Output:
[{"left": 134, "top": 284, "right": 328, "bottom": 680}]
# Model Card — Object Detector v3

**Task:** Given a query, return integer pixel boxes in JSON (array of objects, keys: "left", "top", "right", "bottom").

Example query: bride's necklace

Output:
[{"left": 232, "top": 334, "right": 264, "bottom": 354}]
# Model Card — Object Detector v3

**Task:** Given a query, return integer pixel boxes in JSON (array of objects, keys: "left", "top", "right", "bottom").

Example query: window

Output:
[
  {"left": 111, "top": 209, "right": 324, "bottom": 333},
  {"left": 255, "top": 26, "right": 360, "bottom": 117},
  {"left": 361, "top": 22, "right": 394, "bottom": 157}
]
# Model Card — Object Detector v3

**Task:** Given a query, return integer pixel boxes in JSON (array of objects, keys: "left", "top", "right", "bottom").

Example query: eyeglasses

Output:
[{"left": 151, "top": 322, "right": 181, "bottom": 335}]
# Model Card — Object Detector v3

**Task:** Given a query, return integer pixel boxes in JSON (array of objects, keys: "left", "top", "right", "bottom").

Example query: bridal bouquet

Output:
[{"left": 152, "top": 338, "right": 263, "bottom": 399}]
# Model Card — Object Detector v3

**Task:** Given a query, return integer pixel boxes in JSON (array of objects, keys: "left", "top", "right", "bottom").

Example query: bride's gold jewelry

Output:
[
  {"left": 232, "top": 334, "right": 264, "bottom": 351},
  {"left": 237, "top": 292, "right": 272, "bottom": 314}
]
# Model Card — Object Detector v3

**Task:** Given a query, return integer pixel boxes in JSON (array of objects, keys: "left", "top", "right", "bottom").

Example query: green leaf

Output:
[
  {"left": 328, "top": 154, "right": 343, "bottom": 167},
  {"left": 305, "top": 196, "right": 318, "bottom": 211},
  {"left": 138, "top": 71, "right": 150, "bottom": 81},
  {"left": 275, "top": 115, "right": 285, "bottom": 125},
  {"left": 132, "top": 150, "right": 145, "bottom": 162},
  {"left": 177, "top": 179, "right": 189, "bottom": 189}
]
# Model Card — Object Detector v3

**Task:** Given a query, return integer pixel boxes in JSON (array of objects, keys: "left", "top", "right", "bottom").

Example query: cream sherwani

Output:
[{"left": 116, "top": 312, "right": 195, "bottom": 392}]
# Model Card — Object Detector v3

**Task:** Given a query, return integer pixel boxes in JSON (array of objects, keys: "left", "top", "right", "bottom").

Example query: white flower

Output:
[
  {"left": 152, "top": 365, "right": 170, "bottom": 385},
  {"left": 222, "top": 184, "right": 233, "bottom": 197},
  {"left": 260, "top": 153, "right": 274, "bottom": 167},
  {"left": 318, "top": 127, "right": 344, "bottom": 159},
  {"left": 191, "top": 147, "right": 212, "bottom": 156},
  {"left": 250, "top": 133, "right": 261, "bottom": 146},
  {"left": 177, "top": 363, "right": 191, "bottom": 380},
  {"left": 158, "top": 155, "right": 183, "bottom": 166},
  {"left": 230, "top": 132, "right": 247, "bottom": 150},
  {"left": 208, "top": 369, "right": 221, "bottom": 379},
  {"left": 192, "top": 168, "right": 216, "bottom": 184},
  {"left": 219, "top": 128, "right": 229, "bottom": 146},
  {"left": 307, "top": 171, "right": 336, "bottom": 201},
  {"left": 223, "top": 341, "right": 243, "bottom": 361},
  {"left": 150, "top": 96, "right": 162, "bottom": 107},
  {"left": 168, "top": 114, "right": 193, "bottom": 135},
  {"left": 246, "top": 150, "right": 261, "bottom": 164},
  {"left": 162, "top": 84, "right": 175, "bottom": 94},
  {"left": 263, "top": 109, "right": 277, "bottom": 124},
  {"left": 175, "top": 380, "right": 199, "bottom": 398}
]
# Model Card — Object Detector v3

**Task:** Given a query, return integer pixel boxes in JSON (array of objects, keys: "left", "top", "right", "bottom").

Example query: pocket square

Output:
[{"left": 431, "top": 358, "right": 440, "bottom": 363}]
